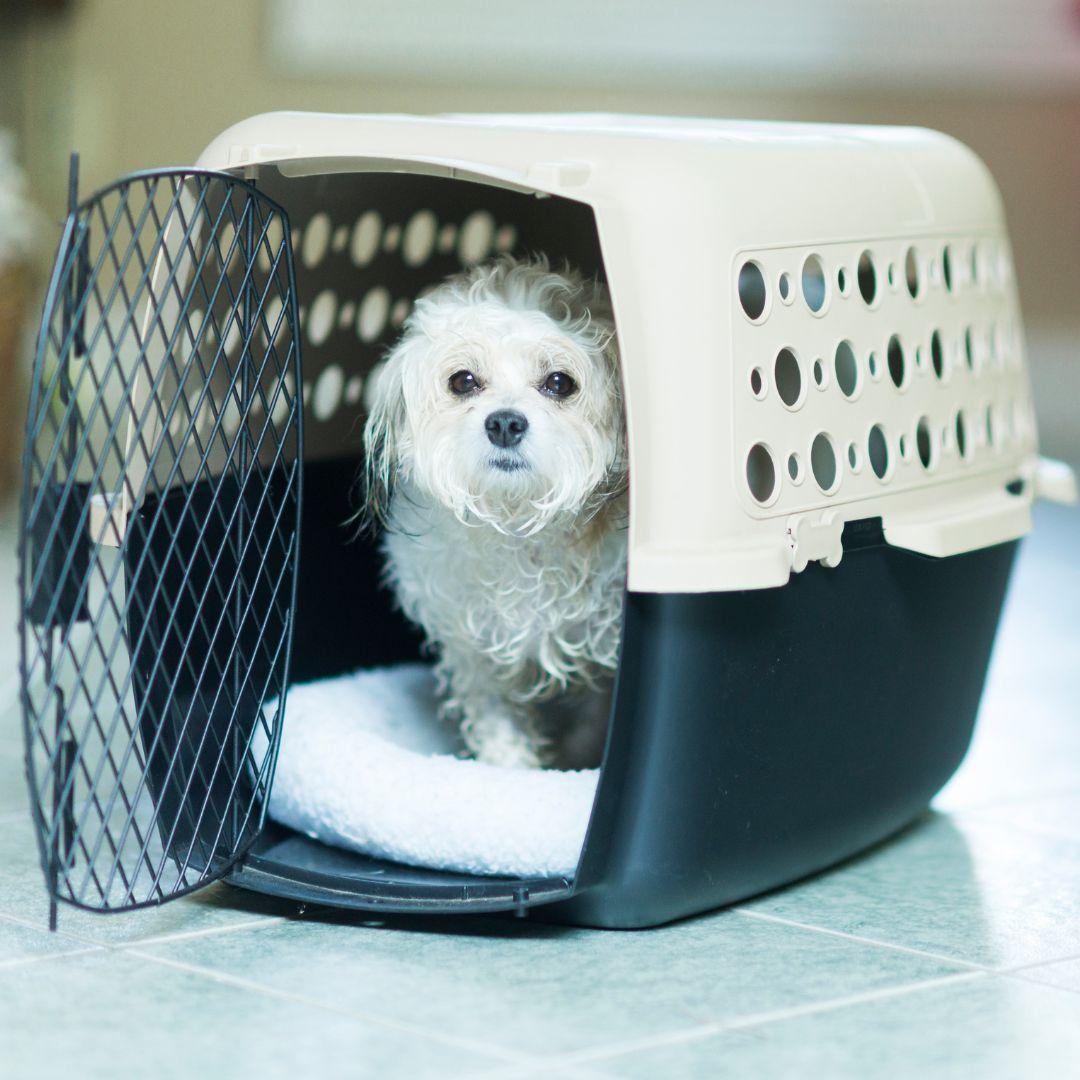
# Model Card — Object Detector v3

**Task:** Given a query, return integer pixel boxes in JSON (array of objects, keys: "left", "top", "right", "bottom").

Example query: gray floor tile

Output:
[
  {"left": 0, "top": 948, "right": 506, "bottom": 1079},
  {"left": 0, "top": 809, "right": 299, "bottom": 947},
  {"left": 740, "top": 811, "right": 1080, "bottom": 969},
  {"left": 1011, "top": 957, "right": 1080, "bottom": 994},
  {"left": 137, "top": 907, "right": 964, "bottom": 1058},
  {"left": 585, "top": 974, "right": 1080, "bottom": 1080},
  {"left": 936, "top": 503, "right": 1080, "bottom": 812},
  {"left": 0, "top": 739, "right": 28, "bottom": 813},
  {"left": 0, "top": 912, "right": 100, "bottom": 967},
  {"left": 961, "top": 788, "right": 1080, "bottom": 844}
]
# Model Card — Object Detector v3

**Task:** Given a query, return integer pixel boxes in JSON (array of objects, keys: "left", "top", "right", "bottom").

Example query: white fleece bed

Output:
[{"left": 258, "top": 664, "right": 598, "bottom": 878}]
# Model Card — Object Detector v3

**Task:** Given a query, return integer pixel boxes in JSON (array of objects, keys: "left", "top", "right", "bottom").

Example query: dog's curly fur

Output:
[{"left": 362, "top": 255, "right": 627, "bottom": 768}]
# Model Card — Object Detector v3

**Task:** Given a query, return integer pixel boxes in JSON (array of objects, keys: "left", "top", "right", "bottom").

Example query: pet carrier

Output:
[{"left": 19, "top": 114, "right": 1076, "bottom": 930}]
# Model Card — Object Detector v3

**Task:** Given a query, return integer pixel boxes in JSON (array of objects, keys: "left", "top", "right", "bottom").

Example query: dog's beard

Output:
[{"left": 405, "top": 417, "right": 622, "bottom": 535}]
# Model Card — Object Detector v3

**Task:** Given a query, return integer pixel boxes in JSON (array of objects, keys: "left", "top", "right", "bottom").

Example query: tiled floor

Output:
[{"left": 1, "top": 500, "right": 1079, "bottom": 1078}]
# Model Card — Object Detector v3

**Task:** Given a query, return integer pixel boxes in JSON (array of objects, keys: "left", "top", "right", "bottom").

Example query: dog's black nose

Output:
[{"left": 485, "top": 409, "right": 529, "bottom": 448}]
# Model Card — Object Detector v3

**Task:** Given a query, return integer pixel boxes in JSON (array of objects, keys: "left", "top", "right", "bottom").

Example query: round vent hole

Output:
[
  {"left": 738, "top": 261, "right": 768, "bottom": 321},
  {"left": 857, "top": 251, "right": 876, "bottom": 305},
  {"left": 868, "top": 424, "right": 889, "bottom": 480},
  {"left": 811, "top": 433, "right": 838, "bottom": 493},
  {"left": 747, "top": 443, "right": 777, "bottom": 504},
  {"left": 802, "top": 254, "right": 827, "bottom": 313},
  {"left": 835, "top": 340, "right": 859, "bottom": 398},
  {"left": 774, "top": 348, "right": 802, "bottom": 408}
]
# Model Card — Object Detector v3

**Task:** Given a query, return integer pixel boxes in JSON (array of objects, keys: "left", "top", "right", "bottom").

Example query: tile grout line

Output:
[
  {"left": 0, "top": 909, "right": 102, "bottom": 950},
  {"left": 0, "top": 945, "right": 104, "bottom": 972},
  {"left": 125, "top": 947, "right": 543, "bottom": 1068},
  {"left": 0, "top": 907, "right": 291, "bottom": 952},
  {"left": 548, "top": 969, "right": 989, "bottom": 1069},
  {"left": 114, "top": 913, "right": 291, "bottom": 949},
  {"left": 731, "top": 907, "right": 990, "bottom": 972}
]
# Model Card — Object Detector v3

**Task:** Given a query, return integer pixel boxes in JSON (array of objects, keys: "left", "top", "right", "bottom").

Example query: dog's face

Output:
[{"left": 365, "top": 258, "right": 625, "bottom": 532}]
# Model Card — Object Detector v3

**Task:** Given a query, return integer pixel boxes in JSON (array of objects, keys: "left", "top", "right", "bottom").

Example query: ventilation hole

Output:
[
  {"left": 899, "top": 434, "right": 910, "bottom": 460},
  {"left": 302, "top": 212, "right": 332, "bottom": 269},
  {"left": 916, "top": 416, "right": 934, "bottom": 469},
  {"left": 391, "top": 297, "right": 411, "bottom": 328},
  {"left": 834, "top": 340, "right": 859, "bottom": 399},
  {"left": 350, "top": 211, "right": 382, "bottom": 267},
  {"left": 847, "top": 442, "right": 862, "bottom": 472},
  {"left": 262, "top": 297, "right": 285, "bottom": 349},
  {"left": 985, "top": 404, "right": 995, "bottom": 448},
  {"left": 357, "top": 286, "right": 391, "bottom": 343},
  {"left": 887, "top": 262, "right": 897, "bottom": 288},
  {"left": 221, "top": 317, "right": 242, "bottom": 358},
  {"left": 344, "top": 375, "right": 364, "bottom": 406},
  {"left": 970, "top": 245, "right": 980, "bottom": 287},
  {"left": 931, "top": 330, "right": 944, "bottom": 379},
  {"left": 738, "top": 261, "right": 768, "bottom": 321},
  {"left": 868, "top": 351, "right": 880, "bottom": 379},
  {"left": 774, "top": 348, "right": 802, "bottom": 408},
  {"left": 942, "top": 245, "right": 954, "bottom": 292},
  {"left": 458, "top": 210, "right": 496, "bottom": 264},
  {"left": 837, "top": 266, "right": 849, "bottom": 295},
  {"left": 216, "top": 223, "right": 237, "bottom": 273},
  {"left": 868, "top": 423, "right": 890, "bottom": 479},
  {"left": 338, "top": 300, "right": 356, "bottom": 330},
  {"left": 307, "top": 289, "right": 337, "bottom": 346},
  {"left": 331, "top": 224, "right": 349, "bottom": 252},
  {"left": 887, "top": 334, "right": 906, "bottom": 388},
  {"left": 813, "top": 359, "right": 827, "bottom": 388},
  {"left": 495, "top": 223, "right": 518, "bottom": 253},
  {"left": 437, "top": 222, "right": 458, "bottom": 253},
  {"left": 382, "top": 223, "right": 402, "bottom": 253},
  {"left": 787, "top": 452, "right": 803, "bottom": 483},
  {"left": 402, "top": 210, "right": 438, "bottom": 267},
  {"left": 955, "top": 410, "right": 968, "bottom": 459},
  {"left": 272, "top": 374, "right": 294, "bottom": 427},
  {"left": 801, "top": 254, "right": 827, "bottom": 313},
  {"left": 778, "top": 272, "right": 792, "bottom": 302},
  {"left": 746, "top": 443, "right": 777, "bottom": 504},
  {"left": 857, "top": 251, "right": 876, "bottom": 305},
  {"left": 964, "top": 326, "right": 975, "bottom": 371},
  {"left": 256, "top": 235, "right": 272, "bottom": 274},
  {"left": 928, "top": 255, "right": 939, "bottom": 286},
  {"left": 904, "top": 247, "right": 919, "bottom": 298},
  {"left": 811, "top": 433, "right": 838, "bottom": 493},
  {"left": 312, "top": 364, "right": 345, "bottom": 421},
  {"left": 749, "top": 367, "right": 765, "bottom": 398},
  {"left": 941, "top": 424, "right": 952, "bottom": 452},
  {"left": 916, "top": 345, "right": 927, "bottom": 373}
]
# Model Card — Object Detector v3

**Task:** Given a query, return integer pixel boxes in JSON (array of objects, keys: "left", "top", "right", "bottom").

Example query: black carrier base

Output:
[{"left": 226, "top": 522, "right": 1017, "bottom": 929}]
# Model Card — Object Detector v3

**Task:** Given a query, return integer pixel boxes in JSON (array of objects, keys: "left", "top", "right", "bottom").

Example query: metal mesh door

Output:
[{"left": 19, "top": 166, "right": 302, "bottom": 915}]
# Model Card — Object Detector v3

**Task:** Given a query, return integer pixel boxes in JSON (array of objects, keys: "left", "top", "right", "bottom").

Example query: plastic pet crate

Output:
[{"left": 19, "top": 114, "right": 1076, "bottom": 930}]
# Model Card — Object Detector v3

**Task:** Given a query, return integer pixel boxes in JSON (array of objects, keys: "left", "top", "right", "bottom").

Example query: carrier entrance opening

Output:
[{"left": 232, "top": 167, "right": 617, "bottom": 913}]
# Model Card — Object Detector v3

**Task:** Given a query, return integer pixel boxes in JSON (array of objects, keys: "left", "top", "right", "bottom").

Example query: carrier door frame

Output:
[{"left": 19, "top": 161, "right": 304, "bottom": 921}]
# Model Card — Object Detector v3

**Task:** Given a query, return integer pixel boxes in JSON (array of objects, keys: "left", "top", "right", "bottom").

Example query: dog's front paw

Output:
[{"left": 465, "top": 709, "right": 544, "bottom": 769}]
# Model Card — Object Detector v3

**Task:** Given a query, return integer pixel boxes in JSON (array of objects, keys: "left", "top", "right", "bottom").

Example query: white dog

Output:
[{"left": 363, "top": 255, "right": 627, "bottom": 768}]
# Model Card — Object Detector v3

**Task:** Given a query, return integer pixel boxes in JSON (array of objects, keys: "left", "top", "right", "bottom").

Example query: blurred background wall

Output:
[{"left": 2, "top": 0, "right": 1078, "bottom": 476}]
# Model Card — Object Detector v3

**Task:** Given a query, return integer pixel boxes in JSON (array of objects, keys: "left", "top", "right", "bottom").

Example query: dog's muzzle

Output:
[{"left": 485, "top": 409, "right": 529, "bottom": 448}]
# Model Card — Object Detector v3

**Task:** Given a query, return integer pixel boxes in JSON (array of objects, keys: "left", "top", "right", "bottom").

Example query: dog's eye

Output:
[
  {"left": 540, "top": 371, "right": 577, "bottom": 399},
  {"left": 448, "top": 370, "right": 480, "bottom": 396}
]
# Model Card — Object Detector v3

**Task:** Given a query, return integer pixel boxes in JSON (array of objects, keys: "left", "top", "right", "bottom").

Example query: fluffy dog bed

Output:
[{"left": 257, "top": 664, "right": 599, "bottom": 878}]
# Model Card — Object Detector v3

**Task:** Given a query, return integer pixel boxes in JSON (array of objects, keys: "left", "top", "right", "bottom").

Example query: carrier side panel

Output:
[{"left": 555, "top": 536, "right": 1017, "bottom": 928}]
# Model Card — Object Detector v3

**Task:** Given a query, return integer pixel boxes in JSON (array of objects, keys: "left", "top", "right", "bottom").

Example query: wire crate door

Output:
[{"left": 19, "top": 169, "right": 302, "bottom": 913}]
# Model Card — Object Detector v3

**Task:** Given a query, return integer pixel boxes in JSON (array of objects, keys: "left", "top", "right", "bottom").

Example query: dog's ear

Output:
[{"left": 359, "top": 344, "right": 410, "bottom": 533}]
